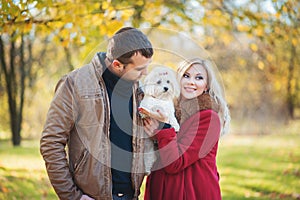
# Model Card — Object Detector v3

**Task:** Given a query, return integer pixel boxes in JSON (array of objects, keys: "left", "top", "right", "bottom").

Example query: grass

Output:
[
  {"left": 218, "top": 134, "right": 300, "bottom": 200},
  {"left": 0, "top": 134, "right": 299, "bottom": 200},
  {"left": 0, "top": 140, "right": 56, "bottom": 200}
]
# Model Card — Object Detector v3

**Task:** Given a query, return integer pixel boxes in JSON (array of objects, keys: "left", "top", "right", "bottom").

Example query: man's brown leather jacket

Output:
[{"left": 40, "top": 54, "right": 146, "bottom": 200}]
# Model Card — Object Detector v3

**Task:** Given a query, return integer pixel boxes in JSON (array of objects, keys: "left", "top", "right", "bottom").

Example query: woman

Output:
[{"left": 143, "top": 58, "right": 230, "bottom": 200}]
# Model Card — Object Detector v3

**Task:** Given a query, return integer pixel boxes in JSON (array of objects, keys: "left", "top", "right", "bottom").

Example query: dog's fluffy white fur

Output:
[{"left": 139, "top": 66, "right": 180, "bottom": 174}]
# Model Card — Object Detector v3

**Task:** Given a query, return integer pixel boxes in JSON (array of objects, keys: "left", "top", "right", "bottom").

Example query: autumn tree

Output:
[
  {"left": 183, "top": 0, "right": 300, "bottom": 121},
  {"left": 0, "top": 0, "right": 192, "bottom": 145},
  {"left": 1, "top": 0, "right": 299, "bottom": 143},
  {"left": 0, "top": 1, "right": 115, "bottom": 145},
  {"left": 219, "top": 0, "right": 300, "bottom": 119}
]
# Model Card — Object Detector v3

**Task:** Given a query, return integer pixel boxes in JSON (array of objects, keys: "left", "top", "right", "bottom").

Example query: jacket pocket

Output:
[
  {"left": 73, "top": 150, "right": 110, "bottom": 197},
  {"left": 74, "top": 149, "right": 88, "bottom": 174},
  {"left": 80, "top": 92, "right": 103, "bottom": 99},
  {"left": 77, "top": 91, "right": 105, "bottom": 126}
]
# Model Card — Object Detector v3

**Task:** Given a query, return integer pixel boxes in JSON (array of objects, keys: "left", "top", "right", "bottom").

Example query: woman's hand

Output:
[{"left": 143, "top": 117, "right": 160, "bottom": 138}]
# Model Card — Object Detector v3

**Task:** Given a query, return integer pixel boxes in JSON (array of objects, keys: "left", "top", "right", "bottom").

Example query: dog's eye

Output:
[
  {"left": 157, "top": 80, "right": 162, "bottom": 84},
  {"left": 167, "top": 80, "right": 170, "bottom": 83}
]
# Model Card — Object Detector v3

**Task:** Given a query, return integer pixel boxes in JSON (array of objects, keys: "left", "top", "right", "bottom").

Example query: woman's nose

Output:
[{"left": 188, "top": 79, "right": 195, "bottom": 85}]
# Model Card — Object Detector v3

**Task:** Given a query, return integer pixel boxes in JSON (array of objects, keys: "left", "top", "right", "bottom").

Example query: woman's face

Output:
[{"left": 180, "top": 64, "right": 208, "bottom": 100}]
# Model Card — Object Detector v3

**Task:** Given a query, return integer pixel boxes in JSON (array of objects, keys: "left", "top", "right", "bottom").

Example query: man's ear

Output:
[{"left": 112, "top": 60, "right": 123, "bottom": 69}]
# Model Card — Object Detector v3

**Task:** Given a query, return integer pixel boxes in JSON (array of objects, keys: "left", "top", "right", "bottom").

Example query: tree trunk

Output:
[
  {"left": 9, "top": 33, "right": 21, "bottom": 146},
  {"left": 0, "top": 33, "right": 27, "bottom": 146},
  {"left": 287, "top": 43, "right": 296, "bottom": 119}
]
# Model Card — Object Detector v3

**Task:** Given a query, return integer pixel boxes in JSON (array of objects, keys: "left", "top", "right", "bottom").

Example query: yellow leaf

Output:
[
  {"left": 258, "top": 61, "right": 264, "bottom": 70},
  {"left": 23, "top": 22, "right": 32, "bottom": 34},
  {"left": 92, "top": 14, "right": 103, "bottom": 26},
  {"left": 107, "top": 21, "right": 123, "bottom": 35},
  {"left": 237, "top": 24, "right": 250, "bottom": 32},
  {"left": 238, "top": 58, "right": 246, "bottom": 67},
  {"left": 282, "top": 6, "right": 287, "bottom": 12},
  {"left": 102, "top": 1, "right": 109, "bottom": 10},
  {"left": 274, "top": 80, "right": 282, "bottom": 91},
  {"left": 62, "top": 39, "right": 69, "bottom": 47},
  {"left": 275, "top": 26, "right": 283, "bottom": 34},
  {"left": 250, "top": 43, "right": 258, "bottom": 52},
  {"left": 1, "top": 186, "right": 8, "bottom": 193},
  {"left": 292, "top": 38, "right": 298, "bottom": 46},
  {"left": 221, "top": 33, "right": 233, "bottom": 45},
  {"left": 99, "top": 25, "right": 108, "bottom": 36},
  {"left": 266, "top": 54, "right": 274, "bottom": 62},
  {"left": 214, "top": 9, "right": 222, "bottom": 17},
  {"left": 122, "top": 9, "right": 134, "bottom": 21},
  {"left": 136, "top": 0, "right": 144, "bottom": 6},
  {"left": 255, "top": 28, "right": 264, "bottom": 37}
]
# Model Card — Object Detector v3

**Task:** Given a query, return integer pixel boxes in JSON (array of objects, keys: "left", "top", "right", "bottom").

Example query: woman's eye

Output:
[
  {"left": 196, "top": 76, "right": 204, "bottom": 80},
  {"left": 183, "top": 74, "right": 189, "bottom": 78}
]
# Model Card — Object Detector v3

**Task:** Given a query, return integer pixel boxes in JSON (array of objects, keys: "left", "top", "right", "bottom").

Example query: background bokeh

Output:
[{"left": 0, "top": 0, "right": 299, "bottom": 199}]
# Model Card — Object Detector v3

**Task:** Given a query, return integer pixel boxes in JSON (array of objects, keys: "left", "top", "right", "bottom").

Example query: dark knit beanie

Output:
[{"left": 106, "top": 28, "right": 152, "bottom": 61}]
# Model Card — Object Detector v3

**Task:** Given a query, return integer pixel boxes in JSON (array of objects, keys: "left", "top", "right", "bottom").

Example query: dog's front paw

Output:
[{"left": 138, "top": 107, "right": 150, "bottom": 118}]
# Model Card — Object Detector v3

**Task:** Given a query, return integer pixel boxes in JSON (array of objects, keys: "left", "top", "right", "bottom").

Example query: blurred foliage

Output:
[{"left": 0, "top": 0, "right": 300, "bottom": 141}]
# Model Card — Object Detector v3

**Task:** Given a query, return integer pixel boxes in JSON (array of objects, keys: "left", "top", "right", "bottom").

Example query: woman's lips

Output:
[{"left": 184, "top": 87, "right": 196, "bottom": 92}]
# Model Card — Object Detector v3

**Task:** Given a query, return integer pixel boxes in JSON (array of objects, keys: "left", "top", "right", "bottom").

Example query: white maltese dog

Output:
[{"left": 139, "top": 66, "right": 180, "bottom": 174}]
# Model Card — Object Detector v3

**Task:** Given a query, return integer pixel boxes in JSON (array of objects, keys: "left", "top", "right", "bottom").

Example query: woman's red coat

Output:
[{"left": 144, "top": 110, "right": 221, "bottom": 200}]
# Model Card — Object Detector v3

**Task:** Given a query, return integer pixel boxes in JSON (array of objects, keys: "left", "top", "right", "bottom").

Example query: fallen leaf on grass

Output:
[{"left": 0, "top": 186, "right": 9, "bottom": 193}]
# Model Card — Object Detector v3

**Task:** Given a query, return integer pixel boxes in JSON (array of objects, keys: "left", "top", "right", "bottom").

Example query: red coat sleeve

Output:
[{"left": 155, "top": 110, "right": 221, "bottom": 174}]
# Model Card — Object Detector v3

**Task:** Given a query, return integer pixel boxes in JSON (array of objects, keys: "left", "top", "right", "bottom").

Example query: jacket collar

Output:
[
  {"left": 92, "top": 52, "right": 143, "bottom": 92},
  {"left": 90, "top": 52, "right": 106, "bottom": 79},
  {"left": 176, "top": 93, "right": 219, "bottom": 124}
]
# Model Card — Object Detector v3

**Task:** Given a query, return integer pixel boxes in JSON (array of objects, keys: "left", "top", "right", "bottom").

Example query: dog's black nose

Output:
[{"left": 163, "top": 87, "right": 169, "bottom": 92}]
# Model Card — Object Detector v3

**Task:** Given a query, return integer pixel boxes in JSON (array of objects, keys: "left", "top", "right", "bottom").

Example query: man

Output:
[{"left": 40, "top": 27, "right": 153, "bottom": 200}]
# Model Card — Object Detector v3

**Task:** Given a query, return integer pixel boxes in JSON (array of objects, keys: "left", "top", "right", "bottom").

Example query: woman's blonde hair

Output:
[{"left": 177, "top": 57, "right": 231, "bottom": 135}]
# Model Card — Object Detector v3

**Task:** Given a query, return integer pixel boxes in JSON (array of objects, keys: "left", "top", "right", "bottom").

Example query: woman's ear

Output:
[{"left": 204, "top": 88, "right": 209, "bottom": 94}]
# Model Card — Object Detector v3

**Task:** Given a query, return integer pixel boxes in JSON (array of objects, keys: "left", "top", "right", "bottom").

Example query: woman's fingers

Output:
[
  {"left": 157, "top": 109, "right": 167, "bottom": 118},
  {"left": 143, "top": 118, "right": 161, "bottom": 137},
  {"left": 147, "top": 110, "right": 168, "bottom": 122}
]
